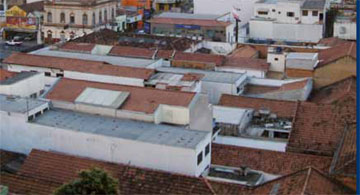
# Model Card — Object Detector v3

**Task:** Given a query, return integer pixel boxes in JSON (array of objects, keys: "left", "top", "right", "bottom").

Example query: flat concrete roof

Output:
[
  {"left": 0, "top": 95, "right": 48, "bottom": 113},
  {"left": 157, "top": 67, "right": 245, "bottom": 84},
  {"left": 30, "top": 47, "right": 157, "bottom": 68},
  {"left": 157, "top": 12, "right": 220, "bottom": 20},
  {"left": 287, "top": 52, "right": 317, "bottom": 60},
  {"left": 31, "top": 109, "right": 209, "bottom": 149},
  {"left": 0, "top": 71, "right": 39, "bottom": 85}
]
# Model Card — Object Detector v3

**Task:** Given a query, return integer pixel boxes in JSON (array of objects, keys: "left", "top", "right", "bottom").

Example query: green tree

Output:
[{"left": 54, "top": 167, "right": 119, "bottom": 195}]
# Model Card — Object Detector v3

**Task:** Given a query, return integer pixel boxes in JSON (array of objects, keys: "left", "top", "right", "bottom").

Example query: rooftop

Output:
[
  {"left": 318, "top": 42, "right": 356, "bottom": 67},
  {"left": 301, "top": 0, "right": 326, "bottom": 9},
  {"left": 250, "top": 167, "right": 354, "bottom": 194},
  {"left": 31, "top": 47, "right": 156, "bottom": 68},
  {"left": 19, "top": 1, "right": 44, "bottom": 13},
  {"left": 212, "top": 144, "right": 332, "bottom": 175},
  {"left": 46, "top": 78, "right": 196, "bottom": 114},
  {"left": 174, "top": 52, "right": 225, "bottom": 66},
  {"left": 0, "top": 70, "right": 39, "bottom": 85},
  {"left": 221, "top": 57, "right": 270, "bottom": 71},
  {"left": 213, "top": 106, "right": 250, "bottom": 125},
  {"left": 3, "top": 53, "right": 154, "bottom": 80},
  {"left": 109, "top": 46, "right": 156, "bottom": 59},
  {"left": 59, "top": 42, "right": 96, "bottom": 53},
  {"left": 2, "top": 149, "right": 217, "bottom": 194},
  {"left": 219, "top": 95, "right": 297, "bottom": 118},
  {"left": 157, "top": 67, "right": 245, "bottom": 84},
  {"left": 149, "top": 12, "right": 231, "bottom": 27},
  {"left": 31, "top": 109, "right": 209, "bottom": 149},
  {"left": 0, "top": 95, "right": 48, "bottom": 114},
  {"left": 230, "top": 46, "right": 259, "bottom": 58},
  {"left": 286, "top": 52, "right": 318, "bottom": 60}
]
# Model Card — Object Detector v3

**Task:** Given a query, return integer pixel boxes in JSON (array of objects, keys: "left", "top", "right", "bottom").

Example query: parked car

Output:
[{"left": 6, "top": 40, "right": 23, "bottom": 46}]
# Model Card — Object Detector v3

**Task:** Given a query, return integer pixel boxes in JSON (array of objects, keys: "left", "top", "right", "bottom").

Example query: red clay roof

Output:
[
  {"left": 3, "top": 53, "right": 154, "bottom": 80},
  {"left": 280, "top": 79, "right": 309, "bottom": 91},
  {"left": 0, "top": 149, "right": 25, "bottom": 170},
  {"left": 310, "top": 76, "right": 356, "bottom": 104},
  {"left": 318, "top": 42, "right": 356, "bottom": 67},
  {"left": 0, "top": 69, "right": 17, "bottom": 81},
  {"left": 181, "top": 73, "right": 204, "bottom": 81},
  {"left": 230, "top": 45, "right": 259, "bottom": 58},
  {"left": 287, "top": 99, "right": 356, "bottom": 156},
  {"left": 219, "top": 95, "right": 298, "bottom": 118},
  {"left": 174, "top": 52, "right": 225, "bottom": 66},
  {"left": 251, "top": 167, "right": 355, "bottom": 194},
  {"left": 212, "top": 144, "right": 332, "bottom": 175},
  {"left": 156, "top": 49, "right": 174, "bottom": 59},
  {"left": 222, "top": 57, "right": 269, "bottom": 71},
  {"left": 59, "top": 42, "right": 96, "bottom": 52},
  {"left": 46, "top": 78, "right": 196, "bottom": 114},
  {"left": 318, "top": 37, "right": 348, "bottom": 47},
  {"left": 15, "top": 149, "right": 215, "bottom": 194},
  {"left": 109, "top": 46, "right": 156, "bottom": 59},
  {"left": 149, "top": 17, "right": 231, "bottom": 27}
]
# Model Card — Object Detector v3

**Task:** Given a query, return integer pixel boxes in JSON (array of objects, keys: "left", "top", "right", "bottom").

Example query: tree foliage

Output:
[{"left": 54, "top": 167, "right": 119, "bottom": 195}]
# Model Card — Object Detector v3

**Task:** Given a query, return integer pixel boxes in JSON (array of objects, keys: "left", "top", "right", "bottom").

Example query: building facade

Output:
[
  {"left": 43, "top": 0, "right": 117, "bottom": 43},
  {"left": 249, "top": 0, "right": 328, "bottom": 43}
]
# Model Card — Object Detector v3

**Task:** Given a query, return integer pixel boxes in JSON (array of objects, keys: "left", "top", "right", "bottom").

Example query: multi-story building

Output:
[
  {"left": 154, "top": 0, "right": 182, "bottom": 12},
  {"left": 333, "top": 10, "right": 356, "bottom": 40},
  {"left": 249, "top": 0, "right": 328, "bottom": 43},
  {"left": 148, "top": 12, "right": 235, "bottom": 42},
  {"left": 43, "top": 0, "right": 117, "bottom": 43}
]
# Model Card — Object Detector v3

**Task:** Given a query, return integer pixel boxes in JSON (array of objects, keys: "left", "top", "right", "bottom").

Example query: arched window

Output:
[
  {"left": 99, "top": 11, "right": 102, "bottom": 24},
  {"left": 70, "top": 13, "right": 75, "bottom": 24},
  {"left": 60, "top": 12, "right": 65, "bottom": 23},
  {"left": 104, "top": 9, "right": 108, "bottom": 22},
  {"left": 92, "top": 12, "right": 96, "bottom": 26},
  {"left": 47, "top": 12, "right": 52, "bottom": 23},
  {"left": 82, "top": 13, "right": 88, "bottom": 25}
]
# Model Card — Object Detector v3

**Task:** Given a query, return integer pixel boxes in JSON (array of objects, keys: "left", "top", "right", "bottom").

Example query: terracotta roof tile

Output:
[
  {"left": 46, "top": 78, "right": 196, "bottom": 114},
  {"left": 59, "top": 42, "right": 96, "bottom": 52},
  {"left": 0, "top": 173, "right": 58, "bottom": 195},
  {"left": 174, "top": 52, "right": 225, "bottom": 66},
  {"left": 3, "top": 53, "right": 154, "bottom": 80},
  {"left": 280, "top": 79, "right": 309, "bottom": 91},
  {"left": 287, "top": 99, "right": 356, "bottom": 156},
  {"left": 318, "top": 37, "right": 348, "bottom": 47},
  {"left": 222, "top": 57, "right": 269, "bottom": 71},
  {"left": 212, "top": 144, "right": 332, "bottom": 175},
  {"left": 181, "top": 73, "right": 204, "bottom": 81},
  {"left": 0, "top": 69, "right": 17, "bottom": 81},
  {"left": 310, "top": 76, "right": 356, "bottom": 104},
  {"left": 148, "top": 17, "right": 231, "bottom": 27},
  {"left": 230, "top": 45, "right": 259, "bottom": 58},
  {"left": 0, "top": 150, "right": 25, "bottom": 170},
  {"left": 251, "top": 167, "right": 355, "bottom": 194},
  {"left": 156, "top": 50, "right": 174, "bottom": 59},
  {"left": 16, "top": 149, "right": 215, "bottom": 194},
  {"left": 109, "top": 46, "right": 156, "bottom": 59},
  {"left": 219, "top": 95, "right": 297, "bottom": 118},
  {"left": 19, "top": 1, "right": 44, "bottom": 13},
  {"left": 318, "top": 42, "right": 356, "bottom": 67}
]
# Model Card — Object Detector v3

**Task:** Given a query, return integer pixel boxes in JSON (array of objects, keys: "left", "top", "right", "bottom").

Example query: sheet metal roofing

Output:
[
  {"left": 286, "top": 52, "right": 318, "bottom": 60},
  {"left": 32, "top": 109, "right": 209, "bottom": 149},
  {"left": 157, "top": 67, "right": 245, "bottom": 84},
  {"left": 30, "top": 47, "right": 157, "bottom": 68},
  {"left": 74, "top": 88, "right": 130, "bottom": 109},
  {"left": 0, "top": 95, "right": 48, "bottom": 113}
]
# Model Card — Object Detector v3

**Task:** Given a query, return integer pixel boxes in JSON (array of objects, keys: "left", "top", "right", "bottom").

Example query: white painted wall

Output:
[
  {"left": 216, "top": 67, "right": 266, "bottom": 78},
  {"left": 267, "top": 52, "right": 286, "bottom": 72},
  {"left": 0, "top": 73, "right": 44, "bottom": 97},
  {"left": 155, "top": 104, "right": 190, "bottom": 125},
  {"left": 0, "top": 112, "right": 212, "bottom": 176},
  {"left": 334, "top": 21, "right": 356, "bottom": 40}
]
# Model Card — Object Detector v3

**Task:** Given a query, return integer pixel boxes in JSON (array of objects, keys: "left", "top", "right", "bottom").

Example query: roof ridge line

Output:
[
  {"left": 301, "top": 167, "right": 312, "bottom": 195},
  {"left": 202, "top": 177, "right": 217, "bottom": 195},
  {"left": 347, "top": 42, "right": 354, "bottom": 56}
]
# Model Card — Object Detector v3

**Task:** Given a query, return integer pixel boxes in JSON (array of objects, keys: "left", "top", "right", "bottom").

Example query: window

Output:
[
  {"left": 92, "top": 12, "right": 96, "bottom": 25},
  {"left": 104, "top": 9, "right": 108, "bottom": 22},
  {"left": 205, "top": 144, "right": 210, "bottom": 156},
  {"left": 274, "top": 57, "right": 279, "bottom": 61},
  {"left": 258, "top": 11, "right": 268, "bottom": 15},
  {"left": 70, "top": 13, "right": 75, "bottom": 24},
  {"left": 111, "top": 8, "right": 115, "bottom": 19},
  {"left": 272, "top": 9, "right": 276, "bottom": 12},
  {"left": 99, "top": 11, "right": 102, "bottom": 24},
  {"left": 302, "top": 10, "right": 308, "bottom": 16},
  {"left": 60, "top": 12, "right": 65, "bottom": 23},
  {"left": 56, "top": 73, "right": 64, "bottom": 77},
  {"left": 287, "top": 12, "right": 294, "bottom": 17},
  {"left": 274, "top": 132, "right": 289, "bottom": 139},
  {"left": 312, "top": 11, "right": 318, "bottom": 16},
  {"left": 82, "top": 13, "right": 88, "bottom": 25},
  {"left": 278, "top": 11, "right": 281, "bottom": 14},
  {"left": 47, "top": 12, "right": 52, "bottom": 23},
  {"left": 197, "top": 152, "right": 203, "bottom": 165},
  {"left": 30, "top": 93, "right": 37, "bottom": 98},
  {"left": 44, "top": 72, "right": 51, "bottom": 76}
]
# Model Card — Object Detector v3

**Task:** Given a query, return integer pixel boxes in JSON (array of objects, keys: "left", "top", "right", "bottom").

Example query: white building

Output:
[
  {"left": 249, "top": 0, "right": 328, "bottom": 43},
  {"left": 334, "top": 16, "right": 356, "bottom": 40},
  {"left": 0, "top": 69, "right": 44, "bottom": 98},
  {"left": 0, "top": 95, "right": 212, "bottom": 177},
  {"left": 157, "top": 67, "right": 248, "bottom": 104}
]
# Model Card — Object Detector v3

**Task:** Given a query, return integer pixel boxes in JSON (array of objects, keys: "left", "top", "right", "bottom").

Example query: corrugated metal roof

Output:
[{"left": 301, "top": 0, "right": 326, "bottom": 9}]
